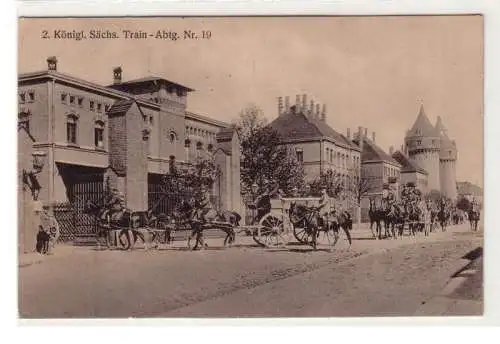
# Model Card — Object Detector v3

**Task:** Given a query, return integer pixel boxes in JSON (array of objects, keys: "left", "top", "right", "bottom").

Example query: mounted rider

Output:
[
  {"left": 102, "top": 188, "right": 125, "bottom": 225},
  {"left": 317, "top": 186, "right": 334, "bottom": 228},
  {"left": 191, "top": 185, "right": 215, "bottom": 223}
]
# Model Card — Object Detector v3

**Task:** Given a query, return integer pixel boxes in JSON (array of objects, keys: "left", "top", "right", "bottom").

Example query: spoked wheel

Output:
[
  {"left": 252, "top": 213, "right": 287, "bottom": 248},
  {"left": 292, "top": 221, "right": 313, "bottom": 244}
]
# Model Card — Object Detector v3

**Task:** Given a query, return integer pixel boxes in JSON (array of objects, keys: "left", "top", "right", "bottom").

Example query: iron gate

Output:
[{"left": 53, "top": 174, "right": 105, "bottom": 241}]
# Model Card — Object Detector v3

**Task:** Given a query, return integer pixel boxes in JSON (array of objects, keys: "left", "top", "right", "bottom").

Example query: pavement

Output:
[{"left": 18, "top": 221, "right": 484, "bottom": 318}]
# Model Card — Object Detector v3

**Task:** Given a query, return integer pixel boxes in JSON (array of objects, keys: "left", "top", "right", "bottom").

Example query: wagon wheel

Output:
[
  {"left": 292, "top": 220, "right": 313, "bottom": 244},
  {"left": 116, "top": 228, "right": 132, "bottom": 250},
  {"left": 252, "top": 213, "right": 286, "bottom": 248}
]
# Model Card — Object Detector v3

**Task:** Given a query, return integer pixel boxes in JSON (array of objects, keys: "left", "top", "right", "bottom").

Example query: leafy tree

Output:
[
  {"left": 231, "top": 104, "right": 268, "bottom": 144},
  {"left": 163, "top": 156, "right": 221, "bottom": 195},
  {"left": 307, "top": 169, "right": 344, "bottom": 198},
  {"left": 240, "top": 126, "right": 305, "bottom": 196}
]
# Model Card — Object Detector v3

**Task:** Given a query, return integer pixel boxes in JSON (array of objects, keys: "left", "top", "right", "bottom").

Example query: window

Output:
[
  {"left": 66, "top": 114, "right": 78, "bottom": 145},
  {"left": 105, "top": 104, "right": 110, "bottom": 112},
  {"left": 28, "top": 92, "right": 35, "bottom": 102},
  {"left": 89, "top": 100, "right": 95, "bottom": 111},
  {"left": 18, "top": 111, "right": 31, "bottom": 134},
  {"left": 169, "top": 131, "right": 177, "bottom": 143},
  {"left": 97, "top": 103, "right": 102, "bottom": 113},
  {"left": 149, "top": 116, "right": 154, "bottom": 125},
  {"left": 94, "top": 120, "right": 105, "bottom": 149},
  {"left": 185, "top": 139, "right": 191, "bottom": 148},
  {"left": 296, "top": 149, "right": 303, "bottom": 163},
  {"left": 207, "top": 144, "right": 214, "bottom": 152},
  {"left": 69, "top": 95, "right": 75, "bottom": 105},
  {"left": 61, "top": 93, "right": 67, "bottom": 103},
  {"left": 78, "top": 97, "right": 84, "bottom": 107},
  {"left": 19, "top": 93, "right": 25, "bottom": 103}
]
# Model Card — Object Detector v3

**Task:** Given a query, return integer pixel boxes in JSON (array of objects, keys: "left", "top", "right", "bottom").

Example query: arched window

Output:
[
  {"left": 207, "top": 143, "right": 214, "bottom": 152},
  {"left": 185, "top": 139, "right": 191, "bottom": 148},
  {"left": 66, "top": 113, "right": 79, "bottom": 145},
  {"left": 196, "top": 141, "right": 203, "bottom": 150},
  {"left": 94, "top": 120, "right": 105, "bottom": 149},
  {"left": 169, "top": 131, "right": 177, "bottom": 143}
]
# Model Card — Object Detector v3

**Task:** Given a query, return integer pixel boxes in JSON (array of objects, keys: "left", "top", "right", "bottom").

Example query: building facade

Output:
[
  {"left": 404, "top": 105, "right": 458, "bottom": 200},
  {"left": 269, "top": 94, "right": 362, "bottom": 186},
  {"left": 18, "top": 57, "right": 241, "bottom": 242},
  {"left": 391, "top": 150, "right": 429, "bottom": 193}
]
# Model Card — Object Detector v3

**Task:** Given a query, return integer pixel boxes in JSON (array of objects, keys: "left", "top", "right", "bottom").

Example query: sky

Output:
[{"left": 18, "top": 16, "right": 484, "bottom": 186}]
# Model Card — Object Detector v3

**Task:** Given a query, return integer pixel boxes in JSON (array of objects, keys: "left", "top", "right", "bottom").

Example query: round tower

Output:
[
  {"left": 404, "top": 105, "right": 441, "bottom": 191},
  {"left": 436, "top": 116, "right": 458, "bottom": 200}
]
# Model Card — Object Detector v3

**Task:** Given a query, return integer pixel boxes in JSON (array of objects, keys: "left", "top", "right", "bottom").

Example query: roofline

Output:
[
  {"left": 362, "top": 159, "right": 402, "bottom": 168},
  {"left": 279, "top": 136, "right": 361, "bottom": 151},
  {"left": 18, "top": 70, "right": 161, "bottom": 110},
  {"left": 109, "top": 77, "right": 194, "bottom": 92},
  {"left": 185, "top": 111, "right": 230, "bottom": 128}
]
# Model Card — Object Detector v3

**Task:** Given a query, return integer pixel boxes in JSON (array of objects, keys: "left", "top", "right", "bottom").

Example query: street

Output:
[{"left": 19, "top": 223, "right": 483, "bottom": 318}]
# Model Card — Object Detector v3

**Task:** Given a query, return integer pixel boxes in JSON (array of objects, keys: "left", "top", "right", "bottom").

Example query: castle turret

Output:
[
  {"left": 435, "top": 116, "right": 458, "bottom": 200},
  {"left": 404, "top": 105, "right": 441, "bottom": 191}
]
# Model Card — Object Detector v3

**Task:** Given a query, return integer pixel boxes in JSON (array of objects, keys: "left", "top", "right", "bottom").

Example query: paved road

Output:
[{"left": 18, "top": 223, "right": 483, "bottom": 318}]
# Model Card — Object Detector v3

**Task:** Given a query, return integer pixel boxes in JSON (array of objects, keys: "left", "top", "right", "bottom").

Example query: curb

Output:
[{"left": 414, "top": 247, "right": 483, "bottom": 316}]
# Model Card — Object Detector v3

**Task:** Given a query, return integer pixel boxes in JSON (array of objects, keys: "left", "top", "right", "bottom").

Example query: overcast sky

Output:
[{"left": 19, "top": 16, "right": 483, "bottom": 186}]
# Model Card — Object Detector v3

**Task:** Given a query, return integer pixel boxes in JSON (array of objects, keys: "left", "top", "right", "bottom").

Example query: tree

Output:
[
  {"left": 163, "top": 156, "right": 221, "bottom": 195},
  {"left": 307, "top": 169, "right": 344, "bottom": 198},
  {"left": 240, "top": 126, "right": 305, "bottom": 196},
  {"left": 231, "top": 104, "right": 268, "bottom": 144},
  {"left": 349, "top": 175, "right": 377, "bottom": 207}
]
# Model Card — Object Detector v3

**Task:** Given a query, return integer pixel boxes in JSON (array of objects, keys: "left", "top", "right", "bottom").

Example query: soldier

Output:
[
  {"left": 318, "top": 187, "right": 333, "bottom": 228},
  {"left": 192, "top": 185, "right": 213, "bottom": 223}
]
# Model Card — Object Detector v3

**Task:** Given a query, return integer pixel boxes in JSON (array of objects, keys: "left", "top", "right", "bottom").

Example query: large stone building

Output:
[
  {"left": 268, "top": 94, "right": 362, "bottom": 185},
  {"left": 403, "top": 105, "right": 458, "bottom": 199},
  {"left": 18, "top": 56, "right": 241, "bottom": 245}
]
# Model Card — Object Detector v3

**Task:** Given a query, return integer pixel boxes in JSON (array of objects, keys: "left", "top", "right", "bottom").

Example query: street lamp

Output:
[{"left": 22, "top": 151, "right": 46, "bottom": 201}]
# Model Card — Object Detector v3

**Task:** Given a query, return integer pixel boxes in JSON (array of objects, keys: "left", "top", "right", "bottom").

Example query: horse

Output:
[
  {"left": 405, "top": 203, "right": 423, "bottom": 236},
  {"left": 383, "top": 202, "right": 406, "bottom": 239},
  {"left": 83, "top": 200, "right": 154, "bottom": 250},
  {"left": 437, "top": 202, "right": 451, "bottom": 232},
  {"left": 468, "top": 206, "right": 481, "bottom": 231},
  {"left": 368, "top": 198, "right": 386, "bottom": 240},
  {"left": 288, "top": 202, "right": 351, "bottom": 250},
  {"left": 174, "top": 199, "right": 240, "bottom": 250}
]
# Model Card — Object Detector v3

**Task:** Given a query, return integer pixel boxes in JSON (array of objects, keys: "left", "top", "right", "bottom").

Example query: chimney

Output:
[
  {"left": 372, "top": 131, "right": 376, "bottom": 143},
  {"left": 278, "top": 96, "right": 283, "bottom": 116},
  {"left": 321, "top": 104, "right": 326, "bottom": 122},
  {"left": 347, "top": 128, "right": 351, "bottom": 139},
  {"left": 389, "top": 146, "right": 394, "bottom": 155},
  {"left": 113, "top": 66, "right": 122, "bottom": 84},
  {"left": 47, "top": 56, "right": 57, "bottom": 71},
  {"left": 309, "top": 100, "right": 314, "bottom": 117},
  {"left": 285, "top": 96, "right": 290, "bottom": 113},
  {"left": 364, "top": 128, "right": 368, "bottom": 138},
  {"left": 358, "top": 126, "right": 364, "bottom": 152},
  {"left": 295, "top": 95, "right": 301, "bottom": 112},
  {"left": 302, "top": 94, "right": 307, "bottom": 114},
  {"left": 315, "top": 104, "right": 320, "bottom": 119}
]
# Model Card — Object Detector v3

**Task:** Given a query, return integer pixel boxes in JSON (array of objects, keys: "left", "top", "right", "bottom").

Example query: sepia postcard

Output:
[{"left": 17, "top": 15, "right": 484, "bottom": 319}]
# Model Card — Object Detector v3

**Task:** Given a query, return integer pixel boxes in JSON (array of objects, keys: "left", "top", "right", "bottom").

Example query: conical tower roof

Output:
[
  {"left": 435, "top": 116, "right": 456, "bottom": 152},
  {"left": 406, "top": 104, "right": 439, "bottom": 138}
]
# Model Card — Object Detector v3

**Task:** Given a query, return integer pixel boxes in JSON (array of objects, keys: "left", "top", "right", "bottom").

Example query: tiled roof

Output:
[
  {"left": 107, "top": 99, "right": 134, "bottom": 115},
  {"left": 268, "top": 107, "right": 360, "bottom": 151},
  {"left": 435, "top": 116, "right": 456, "bottom": 152},
  {"left": 406, "top": 105, "right": 439, "bottom": 138},
  {"left": 352, "top": 137, "right": 401, "bottom": 166},
  {"left": 108, "top": 76, "right": 194, "bottom": 92},
  {"left": 392, "top": 150, "right": 428, "bottom": 174}
]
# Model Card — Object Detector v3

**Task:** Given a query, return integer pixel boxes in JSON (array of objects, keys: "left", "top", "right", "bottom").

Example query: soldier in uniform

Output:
[
  {"left": 102, "top": 188, "right": 124, "bottom": 225},
  {"left": 192, "top": 185, "right": 214, "bottom": 223},
  {"left": 317, "top": 187, "right": 333, "bottom": 229}
]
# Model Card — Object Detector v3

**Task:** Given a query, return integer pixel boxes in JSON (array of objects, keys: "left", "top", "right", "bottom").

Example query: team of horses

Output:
[
  {"left": 84, "top": 195, "right": 481, "bottom": 251},
  {"left": 367, "top": 198, "right": 481, "bottom": 240}
]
